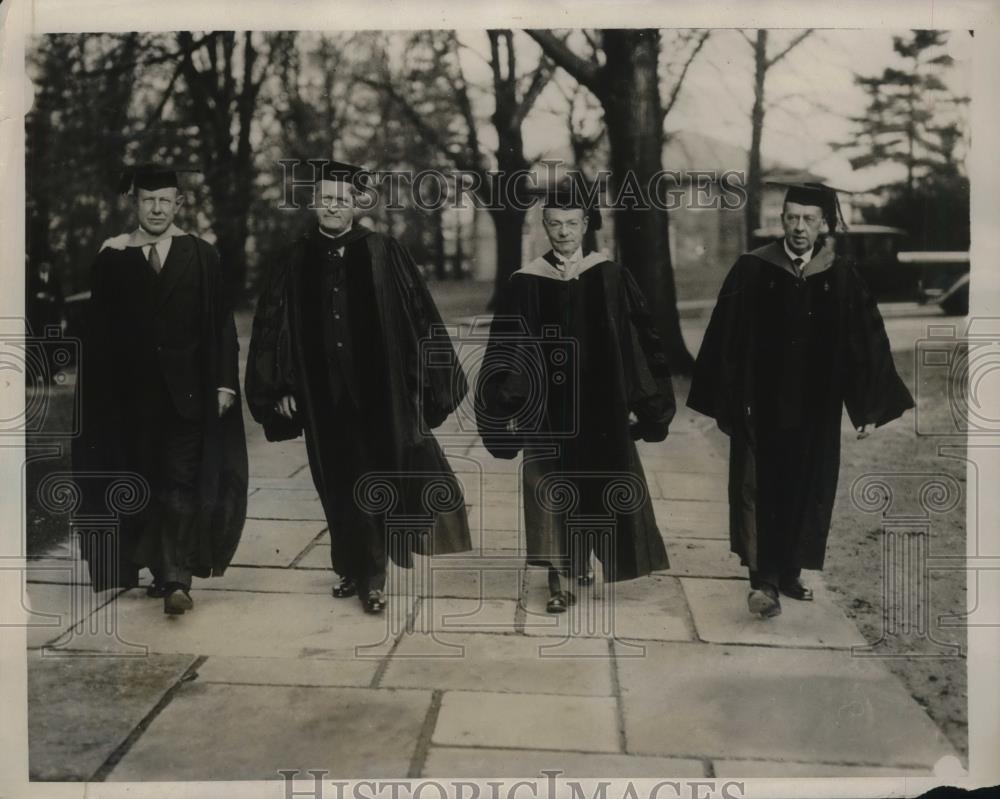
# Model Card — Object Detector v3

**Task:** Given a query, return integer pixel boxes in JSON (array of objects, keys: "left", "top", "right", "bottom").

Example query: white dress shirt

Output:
[
  {"left": 319, "top": 223, "right": 353, "bottom": 256},
  {"left": 141, "top": 237, "right": 173, "bottom": 267},
  {"left": 783, "top": 238, "right": 813, "bottom": 273}
]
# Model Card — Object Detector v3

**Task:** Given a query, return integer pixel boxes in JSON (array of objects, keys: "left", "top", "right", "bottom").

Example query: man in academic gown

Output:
[
  {"left": 687, "top": 182, "right": 914, "bottom": 618},
  {"left": 245, "top": 161, "right": 471, "bottom": 614},
  {"left": 72, "top": 164, "right": 248, "bottom": 615},
  {"left": 476, "top": 190, "right": 674, "bottom": 613}
]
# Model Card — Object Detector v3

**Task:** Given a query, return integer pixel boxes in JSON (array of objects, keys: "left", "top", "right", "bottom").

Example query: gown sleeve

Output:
[
  {"left": 842, "top": 265, "right": 915, "bottom": 428},
  {"left": 244, "top": 241, "right": 301, "bottom": 441},
  {"left": 621, "top": 267, "right": 675, "bottom": 442},
  {"left": 385, "top": 236, "right": 468, "bottom": 430},
  {"left": 475, "top": 276, "right": 534, "bottom": 459},
  {"left": 687, "top": 258, "right": 749, "bottom": 438}
]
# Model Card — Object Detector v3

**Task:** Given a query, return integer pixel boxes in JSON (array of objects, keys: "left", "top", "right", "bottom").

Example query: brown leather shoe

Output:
[
  {"left": 164, "top": 587, "right": 194, "bottom": 616},
  {"left": 748, "top": 585, "right": 781, "bottom": 618}
]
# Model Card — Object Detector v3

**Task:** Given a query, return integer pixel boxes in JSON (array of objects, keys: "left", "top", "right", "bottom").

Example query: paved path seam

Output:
[{"left": 89, "top": 655, "right": 205, "bottom": 781}]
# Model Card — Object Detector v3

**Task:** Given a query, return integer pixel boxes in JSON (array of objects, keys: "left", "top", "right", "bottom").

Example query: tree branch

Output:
[
  {"left": 524, "top": 29, "right": 603, "bottom": 98},
  {"left": 356, "top": 75, "right": 480, "bottom": 175},
  {"left": 662, "top": 29, "right": 711, "bottom": 120},
  {"left": 766, "top": 29, "right": 813, "bottom": 69},
  {"left": 513, "top": 57, "right": 553, "bottom": 127}
]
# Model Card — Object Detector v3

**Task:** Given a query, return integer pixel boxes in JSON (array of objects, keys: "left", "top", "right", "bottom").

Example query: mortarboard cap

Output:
[
  {"left": 118, "top": 163, "right": 199, "bottom": 196},
  {"left": 317, "top": 159, "right": 370, "bottom": 187},
  {"left": 770, "top": 180, "right": 848, "bottom": 232},
  {"left": 542, "top": 184, "right": 603, "bottom": 231}
]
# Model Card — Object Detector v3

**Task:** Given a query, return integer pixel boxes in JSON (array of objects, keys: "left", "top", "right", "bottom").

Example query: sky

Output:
[{"left": 453, "top": 28, "right": 973, "bottom": 194}]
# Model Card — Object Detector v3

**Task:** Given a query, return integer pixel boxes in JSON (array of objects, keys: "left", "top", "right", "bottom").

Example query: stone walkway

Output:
[{"left": 23, "top": 328, "right": 958, "bottom": 782}]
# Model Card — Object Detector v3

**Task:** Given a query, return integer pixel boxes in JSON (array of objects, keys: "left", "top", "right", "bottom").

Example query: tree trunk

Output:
[
  {"left": 433, "top": 207, "right": 447, "bottom": 281},
  {"left": 488, "top": 207, "right": 527, "bottom": 309},
  {"left": 602, "top": 30, "right": 693, "bottom": 374},
  {"left": 746, "top": 30, "right": 767, "bottom": 245}
]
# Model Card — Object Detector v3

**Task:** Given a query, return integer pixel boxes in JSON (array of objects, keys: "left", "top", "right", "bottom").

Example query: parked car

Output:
[
  {"left": 751, "top": 225, "right": 969, "bottom": 313},
  {"left": 751, "top": 225, "right": 914, "bottom": 301}
]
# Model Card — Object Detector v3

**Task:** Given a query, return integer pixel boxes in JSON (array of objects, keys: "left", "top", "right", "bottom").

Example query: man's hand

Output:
[
  {"left": 217, "top": 390, "right": 236, "bottom": 417},
  {"left": 276, "top": 394, "right": 297, "bottom": 420},
  {"left": 856, "top": 424, "right": 872, "bottom": 440}
]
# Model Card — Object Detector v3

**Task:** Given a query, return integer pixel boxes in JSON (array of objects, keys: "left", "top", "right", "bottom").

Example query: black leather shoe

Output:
[
  {"left": 779, "top": 576, "right": 814, "bottom": 601},
  {"left": 363, "top": 589, "right": 386, "bottom": 614},
  {"left": 546, "top": 590, "right": 577, "bottom": 614},
  {"left": 332, "top": 577, "right": 357, "bottom": 598},
  {"left": 146, "top": 582, "right": 170, "bottom": 598},
  {"left": 164, "top": 587, "right": 194, "bottom": 616},
  {"left": 577, "top": 570, "right": 595, "bottom": 586},
  {"left": 747, "top": 585, "right": 781, "bottom": 618}
]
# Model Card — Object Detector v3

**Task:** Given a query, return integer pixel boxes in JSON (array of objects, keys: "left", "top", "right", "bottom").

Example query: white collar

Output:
[
  {"left": 319, "top": 223, "right": 353, "bottom": 240},
  {"left": 515, "top": 250, "right": 609, "bottom": 281},
  {"left": 783, "top": 238, "right": 813, "bottom": 268},
  {"left": 553, "top": 247, "right": 583, "bottom": 265},
  {"left": 100, "top": 224, "right": 186, "bottom": 251}
]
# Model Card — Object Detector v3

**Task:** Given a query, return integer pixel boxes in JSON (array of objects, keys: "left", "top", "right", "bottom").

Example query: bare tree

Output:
[
  {"left": 359, "top": 30, "right": 552, "bottom": 308},
  {"left": 171, "top": 31, "right": 296, "bottom": 301},
  {"left": 526, "top": 29, "right": 710, "bottom": 373},
  {"left": 740, "top": 29, "right": 813, "bottom": 242}
]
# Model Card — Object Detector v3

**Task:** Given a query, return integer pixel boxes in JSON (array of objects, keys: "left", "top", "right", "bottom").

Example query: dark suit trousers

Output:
[
  {"left": 316, "top": 396, "right": 387, "bottom": 592},
  {"left": 130, "top": 386, "right": 203, "bottom": 589}
]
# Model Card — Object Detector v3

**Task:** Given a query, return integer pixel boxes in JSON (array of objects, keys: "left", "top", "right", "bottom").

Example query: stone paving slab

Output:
[
  {"left": 249, "top": 473, "right": 318, "bottom": 490},
  {"left": 246, "top": 491, "right": 326, "bottom": 521},
  {"left": 464, "top": 522, "right": 524, "bottom": 552},
  {"left": 652, "top": 471, "right": 728, "bottom": 503},
  {"left": 247, "top": 449, "right": 310, "bottom": 480},
  {"left": 22, "top": 582, "right": 121, "bottom": 649},
  {"left": 521, "top": 572, "right": 694, "bottom": 643},
  {"left": 195, "top": 654, "right": 378, "bottom": 688},
  {"left": 410, "top": 553, "right": 525, "bottom": 600},
  {"left": 713, "top": 759, "right": 934, "bottom": 777},
  {"left": 681, "top": 577, "right": 866, "bottom": 649},
  {"left": 229, "top": 519, "right": 325, "bottom": 567},
  {"left": 467, "top": 499, "right": 521, "bottom": 532},
  {"left": 413, "top": 597, "right": 519, "bottom": 634},
  {"left": 292, "top": 549, "right": 526, "bottom": 602},
  {"left": 293, "top": 542, "right": 335, "bottom": 570},
  {"left": 107, "top": 683, "right": 432, "bottom": 780},
  {"left": 27, "top": 650, "right": 196, "bottom": 780},
  {"left": 635, "top": 451, "right": 726, "bottom": 476},
  {"left": 382, "top": 631, "right": 613, "bottom": 695},
  {"left": 422, "top": 747, "right": 706, "bottom": 777},
  {"left": 665, "top": 539, "right": 745, "bottom": 580},
  {"left": 195, "top": 566, "right": 334, "bottom": 594},
  {"left": 458, "top": 449, "right": 523, "bottom": 474},
  {"left": 616, "top": 641, "right": 957, "bottom": 767},
  {"left": 47, "top": 589, "right": 407, "bottom": 660},
  {"left": 654, "top": 501, "right": 728, "bottom": 540},
  {"left": 249, "top": 486, "right": 322, "bottom": 501},
  {"left": 25, "top": 557, "right": 92, "bottom": 586},
  {"left": 432, "top": 691, "right": 620, "bottom": 752}
]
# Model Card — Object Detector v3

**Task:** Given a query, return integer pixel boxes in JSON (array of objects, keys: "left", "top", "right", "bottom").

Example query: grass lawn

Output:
[
  {"left": 825, "top": 347, "right": 967, "bottom": 759},
  {"left": 25, "top": 379, "right": 77, "bottom": 558}
]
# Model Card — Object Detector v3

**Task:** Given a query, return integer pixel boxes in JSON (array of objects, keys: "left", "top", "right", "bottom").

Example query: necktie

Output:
[
  {"left": 792, "top": 257, "right": 804, "bottom": 274},
  {"left": 147, "top": 243, "right": 162, "bottom": 274}
]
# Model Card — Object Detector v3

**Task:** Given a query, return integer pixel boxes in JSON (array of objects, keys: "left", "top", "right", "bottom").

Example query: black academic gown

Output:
[
  {"left": 72, "top": 234, "right": 249, "bottom": 590},
  {"left": 244, "top": 226, "right": 471, "bottom": 574},
  {"left": 476, "top": 251, "right": 674, "bottom": 582},
  {"left": 687, "top": 238, "right": 914, "bottom": 572}
]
